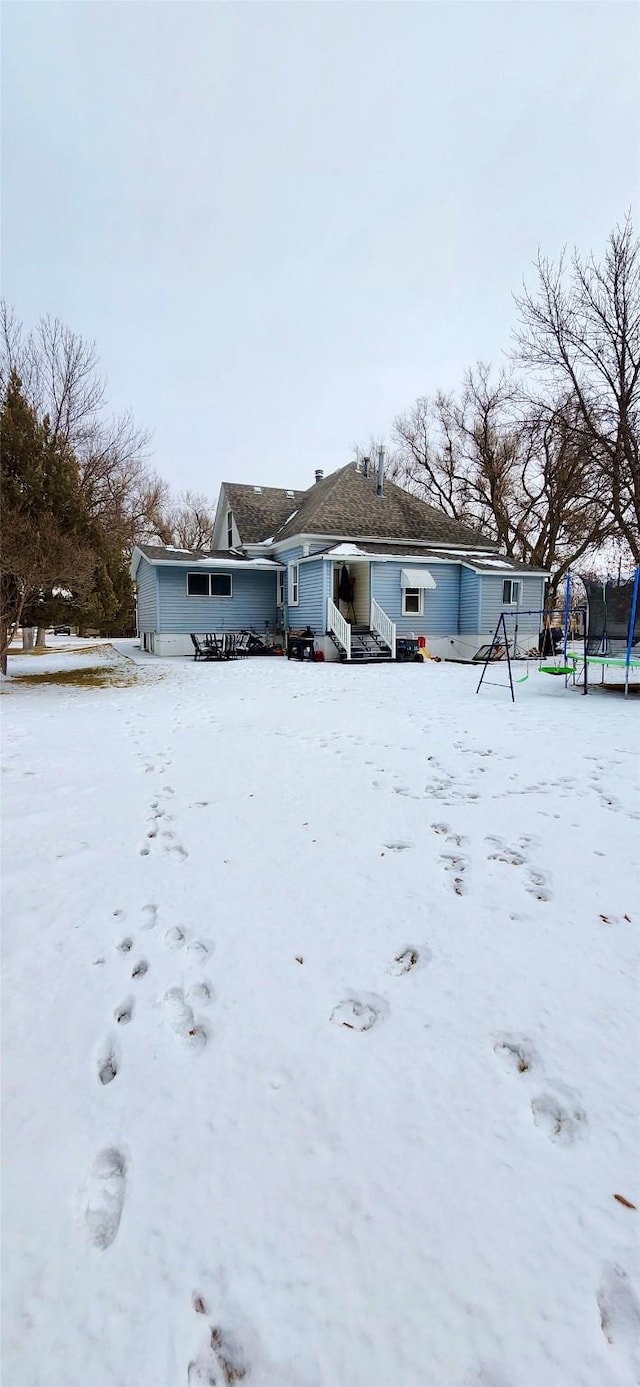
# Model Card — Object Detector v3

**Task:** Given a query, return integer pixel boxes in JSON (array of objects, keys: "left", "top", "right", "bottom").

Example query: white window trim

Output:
[
  {"left": 502, "top": 579, "right": 522, "bottom": 606},
  {"left": 288, "top": 561, "right": 299, "bottom": 606},
  {"left": 402, "top": 587, "right": 423, "bottom": 617},
  {"left": 277, "top": 570, "right": 285, "bottom": 606},
  {"left": 226, "top": 511, "right": 234, "bottom": 548},
  {"left": 187, "top": 572, "right": 233, "bottom": 598}
]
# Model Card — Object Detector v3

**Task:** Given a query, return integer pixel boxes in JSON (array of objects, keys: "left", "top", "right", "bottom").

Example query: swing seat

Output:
[{"left": 539, "top": 664, "right": 573, "bottom": 675}]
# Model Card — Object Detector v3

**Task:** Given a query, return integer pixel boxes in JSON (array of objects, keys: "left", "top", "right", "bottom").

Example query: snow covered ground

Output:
[{"left": 2, "top": 643, "right": 639, "bottom": 1387}]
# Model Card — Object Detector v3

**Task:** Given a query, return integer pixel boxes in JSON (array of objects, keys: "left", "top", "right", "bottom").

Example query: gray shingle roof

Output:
[
  {"left": 224, "top": 484, "right": 307, "bottom": 544},
  {"left": 270, "top": 464, "right": 495, "bottom": 548},
  {"left": 319, "top": 542, "right": 547, "bottom": 573},
  {"left": 136, "top": 544, "right": 278, "bottom": 565}
]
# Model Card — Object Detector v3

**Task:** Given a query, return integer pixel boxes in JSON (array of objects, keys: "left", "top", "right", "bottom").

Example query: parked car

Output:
[{"left": 54, "top": 625, "right": 71, "bottom": 635}]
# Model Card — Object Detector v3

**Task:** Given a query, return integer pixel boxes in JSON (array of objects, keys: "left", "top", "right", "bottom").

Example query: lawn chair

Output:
[{"left": 191, "top": 634, "right": 221, "bottom": 662}]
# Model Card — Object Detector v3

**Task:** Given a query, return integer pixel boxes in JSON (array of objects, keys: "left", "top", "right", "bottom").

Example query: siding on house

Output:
[
  {"left": 370, "top": 562, "right": 461, "bottom": 635},
  {"left": 275, "top": 545, "right": 305, "bottom": 566},
  {"left": 156, "top": 565, "right": 278, "bottom": 633},
  {"left": 136, "top": 559, "right": 159, "bottom": 633},
  {"left": 274, "top": 545, "right": 305, "bottom": 609},
  {"left": 459, "top": 568, "right": 481, "bottom": 633},
  {"left": 288, "top": 558, "right": 326, "bottom": 631},
  {"left": 479, "top": 575, "right": 546, "bottom": 637}
]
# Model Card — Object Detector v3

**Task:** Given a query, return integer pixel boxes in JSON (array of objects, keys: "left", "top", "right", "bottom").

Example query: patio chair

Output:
[{"left": 191, "top": 634, "right": 221, "bottom": 662}]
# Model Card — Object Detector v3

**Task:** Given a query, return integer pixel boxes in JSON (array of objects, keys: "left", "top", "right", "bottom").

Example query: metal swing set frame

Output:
[{"left": 476, "top": 568, "right": 640, "bottom": 703}]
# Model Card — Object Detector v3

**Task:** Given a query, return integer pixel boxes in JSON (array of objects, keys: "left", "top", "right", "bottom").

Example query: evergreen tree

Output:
[{"left": 0, "top": 372, "right": 94, "bottom": 669}]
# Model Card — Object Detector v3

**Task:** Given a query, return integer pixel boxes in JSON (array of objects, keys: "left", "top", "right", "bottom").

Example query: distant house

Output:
[{"left": 131, "top": 462, "right": 548, "bottom": 660}]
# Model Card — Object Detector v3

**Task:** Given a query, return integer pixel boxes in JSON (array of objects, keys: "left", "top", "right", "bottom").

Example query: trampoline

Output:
[{"left": 572, "top": 570, "right": 640, "bottom": 697}]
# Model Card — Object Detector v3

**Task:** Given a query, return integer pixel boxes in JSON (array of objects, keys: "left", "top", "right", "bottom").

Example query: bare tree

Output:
[
  {"left": 393, "top": 364, "right": 609, "bottom": 589},
  {"left": 514, "top": 217, "right": 640, "bottom": 562},
  {"left": 154, "top": 489, "right": 218, "bottom": 550}
]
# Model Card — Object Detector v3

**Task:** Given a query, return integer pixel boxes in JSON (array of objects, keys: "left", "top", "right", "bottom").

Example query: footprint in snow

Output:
[
  {"left": 440, "top": 852, "right": 468, "bottom": 895},
  {"left": 164, "top": 927, "right": 186, "bottom": 951},
  {"left": 526, "top": 869, "right": 552, "bottom": 902},
  {"left": 187, "top": 940, "right": 209, "bottom": 963},
  {"left": 388, "top": 946, "right": 430, "bottom": 976},
  {"left": 597, "top": 1264, "right": 640, "bottom": 1371},
  {"left": 383, "top": 841, "right": 413, "bottom": 852},
  {"left": 164, "top": 988, "right": 207, "bottom": 1051},
  {"left": 116, "top": 937, "right": 133, "bottom": 954},
  {"left": 131, "top": 959, "right": 148, "bottom": 979},
  {"left": 188, "top": 1324, "right": 248, "bottom": 1385},
  {"left": 166, "top": 841, "right": 189, "bottom": 862},
  {"left": 85, "top": 1147, "right": 127, "bottom": 1250},
  {"left": 114, "top": 998, "right": 134, "bottom": 1026},
  {"left": 488, "top": 848, "right": 527, "bottom": 867},
  {"left": 141, "top": 903, "right": 158, "bottom": 929},
  {"left": 493, "top": 1034, "right": 539, "bottom": 1075},
  {"left": 530, "top": 1090, "right": 586, "bottom": 1146},
  {"left": 96, "top": 1036, "right": 119, "bottom": 1086},
  {"left": 187, "top": 981, "right": 212, "bottom": 1006},
  {"left": 330, "top": 995, "right": 388, "bottom": 1032}
]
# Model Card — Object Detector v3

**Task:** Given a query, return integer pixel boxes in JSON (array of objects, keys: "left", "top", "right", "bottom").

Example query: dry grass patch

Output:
[{"left": 11, "top": 665, "right": 139, "bottom": 690}]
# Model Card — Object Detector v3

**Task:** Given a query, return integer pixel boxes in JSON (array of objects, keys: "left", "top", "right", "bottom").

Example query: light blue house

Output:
[{"left": 132, "top": 461, "right": 548, "bottom": 660}]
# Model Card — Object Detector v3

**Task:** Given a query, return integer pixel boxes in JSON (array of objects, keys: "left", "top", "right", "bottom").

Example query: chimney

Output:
[
  {"left": 315, "top": 469, "right": 324, "bottom": 484},
  {"left": 376, "top": 445, "right": 385, "bottom": 497},
  {"left": 363, "top": 456, "right": 370, "bottom": 479}
]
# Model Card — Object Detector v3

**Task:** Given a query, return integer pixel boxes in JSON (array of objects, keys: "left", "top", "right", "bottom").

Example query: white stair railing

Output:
[
  {"left": 327, "top": 597, "right": 351, "bottom": 660},
  {"left": 370, "top": 598, "right": 396, "bottom": 659}
]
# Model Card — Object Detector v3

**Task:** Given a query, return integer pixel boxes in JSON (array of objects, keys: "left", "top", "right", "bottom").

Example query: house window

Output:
[
  {"left": 502, "top": 579, "right": 522, "bottom": 605},
  {"left": 227, "top": 511, "right": 234, "bottom": 548},
  {"left": 187, "top": 572, "right": 233, "bottom": 598},
  {"left": 289, "top": 561, "right": 299, "bottom": 605},
  {"left": 187, "top": 572, "right": 209, "bottom": 597},
  {"left": 278, "top": 570, "right": 285, "bottom": 607},
  {"left": 402, "top": 587, "right": 423, "bottom": 616}
]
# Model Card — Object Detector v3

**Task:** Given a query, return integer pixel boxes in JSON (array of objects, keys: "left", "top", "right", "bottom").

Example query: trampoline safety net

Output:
[{"left": 583, "top": 577, "right": 640, "bottom": 656}]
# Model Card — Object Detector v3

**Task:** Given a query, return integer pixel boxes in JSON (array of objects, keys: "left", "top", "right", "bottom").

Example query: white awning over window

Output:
[{"left": 400, "top": 568, "right": 437, "bottom": 590}]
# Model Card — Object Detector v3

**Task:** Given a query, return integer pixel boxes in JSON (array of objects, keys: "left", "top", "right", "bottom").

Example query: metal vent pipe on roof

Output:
[
  {"left": 376, "top": 446, "right": 385, "bottom": 497},
  {"left": 315, "top": 469, "right": 324, "bottom": 484},
  {"left": 363, "top": 456, "right": 370, "bottom": 478}
]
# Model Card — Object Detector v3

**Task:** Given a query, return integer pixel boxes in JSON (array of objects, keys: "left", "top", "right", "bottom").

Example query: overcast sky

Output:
[{"left": 2, "top": 2, "right": 638, "bottom": 498}]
